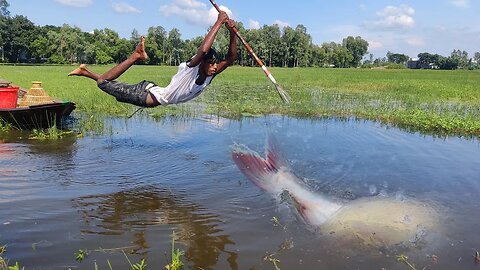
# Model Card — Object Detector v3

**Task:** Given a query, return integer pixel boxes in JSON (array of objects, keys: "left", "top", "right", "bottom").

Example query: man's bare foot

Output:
[
  {"left": 68, "top": 64, "right": 88, "bottom": 76},
  {"left": 135, "top": 36, "right": 149, "bottom": 61}
]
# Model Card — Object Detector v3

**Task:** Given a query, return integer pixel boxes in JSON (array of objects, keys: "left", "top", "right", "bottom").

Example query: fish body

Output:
[{"left": 232, "top": 139, "right": 439, "bottom": 248}]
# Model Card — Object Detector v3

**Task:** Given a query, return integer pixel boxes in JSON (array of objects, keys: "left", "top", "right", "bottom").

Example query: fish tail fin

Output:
[
  {"left": 266, "top": 135, "right": 289, "bottom": 170},
  {"left": 232, "top": 136, "right": 289, "bottom": 190}
]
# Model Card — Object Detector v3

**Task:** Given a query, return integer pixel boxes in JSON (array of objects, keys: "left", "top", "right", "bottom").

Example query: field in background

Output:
[{"left": 1, "top": 65, "right": 480, "bottom": 136}]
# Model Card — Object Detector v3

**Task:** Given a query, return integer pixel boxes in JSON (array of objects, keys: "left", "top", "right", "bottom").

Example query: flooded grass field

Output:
[
  {"left": 1, "top": 115, "right": 480, "bottom": 269},
  {"left": 2, "top": 65, "right": 480, "bottom": 136}
]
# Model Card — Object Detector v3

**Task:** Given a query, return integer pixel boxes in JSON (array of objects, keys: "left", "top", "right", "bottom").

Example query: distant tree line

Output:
[
  {"left": 0, "top": 1, "right": 369, "bottom": 68},
  {"left": 1, "top": 0, "right": 478, "bottom": 69},
  {"left": 364, "top": 50, "right": 480, "bottom": 70}
]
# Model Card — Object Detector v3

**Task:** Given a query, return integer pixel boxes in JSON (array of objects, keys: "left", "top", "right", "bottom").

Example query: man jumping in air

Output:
[{"left": 68, "top": 11, "right": 237, "bottom": 107}]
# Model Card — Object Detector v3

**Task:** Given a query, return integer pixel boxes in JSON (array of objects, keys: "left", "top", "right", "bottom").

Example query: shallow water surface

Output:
[{"left": 1, "top": 115, "right": 480, "bottom": 269}]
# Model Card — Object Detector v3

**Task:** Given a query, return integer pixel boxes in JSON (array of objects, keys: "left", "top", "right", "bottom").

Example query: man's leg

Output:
[
  {"left": 67, "top": 64, "right": 100, "bottom": 80},
  {"left": 68, "top": 36, "right": 156, "bottom": 107},
  {"left": 68, "top": 36, "right": 148, "bottom": 83}
]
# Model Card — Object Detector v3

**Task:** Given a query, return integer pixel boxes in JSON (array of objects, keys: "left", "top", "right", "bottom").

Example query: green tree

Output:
[
  {"left": 262, "top": 24, "right": 282, "bottom": 66},
  {"left": 130, "top": 29, "right": 140, "bottom": 46},
  {"left": 81, "top": 42, "right": 97, "bottom": 64},
  {"left": 332, "top": 45, "right": 353, "bottom": 68},
  {"left": 146, "top": 26, "right": 167, "bottom": 64},
  {"left": 244, "top": 27, "right": 265, "bottom": 67},
  {"left": 342, "top": 36, "right": 368, "bottom": 67},
  {"left": 450, "top": 49, "right": 468, "bottom": 69},
  {"left": 96, "top": 50, "right": 113, "bottom": 64},
  {"left": 30, "top": 36, "right": 49, "bottom": 62},
  {"left": 61, "top": 24, "right": 86, "bottom": 63},
  {"left": 474, "top": 52, "right": 480, "bottom": 62},
  {"left": 45, "top": 30, "right": 63, "bottom": 63},
  {"left": 3, "top": 15, "right": 37, "bottom": 62},
  {"left": 167, "top": 28, "right": 183, "bottom": 66},
  {"left": 417, "top": 52, "right": 441, "bottom": 67},
  {"left": 232, "top": 21, "right": 247, "bottom": 66},
  {"left": 0, "top": 20, "right": 6, "bottom": 61},
  {"left": 473, "top": 52, "right": 480, "bottom": 69},
  {"left": 90, "top": 28, "right": 124, "bottom": 64},
  {"left": 321, "top": 42, "right": 352, "bottom": 68},
  {"left": 439, "top": 56, "right": 458, "bottom": 70},
  {"left": 310, "top": 44, "right": 327, "bottom": 67},
  {"left": 280, "top": 26, "right": 295, "bottom": 67},
  {"left": 41, "top": 24, "right": 86, "bottom": 63},
  {"left": 386, "top": 51, "right": 409, "bottom": 64},
  {"left": 0, "top": 0, "right": 9, "bottom": 17},
  {"left": 114, "top": 38, "right": 132, "bottom": 63},
  {"left": 293, "top": 25, "right": 312, "bottom": 67},
  {"left": 183, "top": 36, "right": 202, "bottom": 62},
  {"left": 0, "top": 0, "right": 9, "bottom": 61}
]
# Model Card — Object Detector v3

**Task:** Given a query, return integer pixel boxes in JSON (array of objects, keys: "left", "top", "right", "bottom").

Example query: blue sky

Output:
[{"left": 8, "top": 0, "right": 480, "bottom": 59}]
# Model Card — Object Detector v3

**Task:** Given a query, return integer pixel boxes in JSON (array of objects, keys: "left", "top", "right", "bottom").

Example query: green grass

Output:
[{"left": 1, "top": 65, "right": 480, "bottom": 137}]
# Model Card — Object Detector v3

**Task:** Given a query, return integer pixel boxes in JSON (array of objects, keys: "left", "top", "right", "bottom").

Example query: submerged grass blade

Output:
[{"left": 396, "top": 254, "right": 417, "bottom": 270}]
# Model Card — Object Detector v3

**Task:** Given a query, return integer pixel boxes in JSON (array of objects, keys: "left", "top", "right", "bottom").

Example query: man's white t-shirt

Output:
[{"left": 148, "top": 62, "right": 213, "bottom": 105}]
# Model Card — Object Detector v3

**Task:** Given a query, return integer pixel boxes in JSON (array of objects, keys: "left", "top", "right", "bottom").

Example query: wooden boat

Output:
[
  {"left": 0, "top": 80, "right": 76, "bottom": 129},
  {"left": 0, "top": 101, "right": 76, "bottom": 129}
]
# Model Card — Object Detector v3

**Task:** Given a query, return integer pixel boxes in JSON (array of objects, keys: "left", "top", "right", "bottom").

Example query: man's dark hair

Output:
[{"left": 203, "top": 48, "right": 218, "bottom": 63}]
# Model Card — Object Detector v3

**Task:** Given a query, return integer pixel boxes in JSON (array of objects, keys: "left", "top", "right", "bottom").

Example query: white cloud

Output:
[
  {"left": 174, "top": 0, "right": 206, "bottom": 9},
  {"left": 160, "top": 0, "right": 232, "bottom": 26},
  {"left": 368, "top": 40, "right": 383, "bottom": 50},
  {"left": 207, "top": 6, "right": 233, "bottom": 24},
  {"left": 112, "top": 2, "right": 141, "bottom": 14},
  {"left": 371, "top": 5, "right": 415, "bottom": 30},
  {"left": 273, "top": 20, "right": 290, "bottom": 29},
  {"left": 248, "top": 19, "right": 261, "bottom": 30},
  {"left": 449, "top": 0, "right": 470, "bottom": 7},
  {"left": 405, "top": 36, "right": 425, "bottom": 47},
  {"left": 55, "top": 0, "right": 92, "bottom": 8}
]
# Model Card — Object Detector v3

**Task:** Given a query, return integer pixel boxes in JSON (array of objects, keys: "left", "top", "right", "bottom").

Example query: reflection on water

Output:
[
  {"left": 0, "top": 141, "right": 17, "bottom": 182},
  {"left": 1, "top": 115, "right": 480, "bottom": 269},
  {"left": 0, "top": 134, "right": 78, "bottom": 204},
  {"left": 73, "top": 186, "right": 237, "bottom": 270}
]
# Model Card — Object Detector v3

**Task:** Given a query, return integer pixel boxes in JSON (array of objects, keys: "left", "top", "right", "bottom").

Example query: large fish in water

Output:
[{"left": 232, "top": 137, "right": 440, "bottom": 249}]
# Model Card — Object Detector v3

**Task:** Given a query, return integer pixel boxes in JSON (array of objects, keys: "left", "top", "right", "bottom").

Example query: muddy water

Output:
[{"left": 1, "top": 115, "right": 480, "bottom": 269}]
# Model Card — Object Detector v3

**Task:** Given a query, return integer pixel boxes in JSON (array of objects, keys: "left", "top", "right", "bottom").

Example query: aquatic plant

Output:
[
  {"left": 69, "top": 231, "right": 185, "bottom": 269},
  {"left": 165, "top": 231, "right": 184, "bottom": 270},
  {"left": 7, "top": 262, "right": 24, "bottom": 270},
  {"left": 396, "top": 254, "right": 417, "bottom": 270},
  {"left": 76, "top": 114, "right": 108, "bottom": 136},
  {"left": 0, "top": 121, "right": 11, "bottom": 132},
  {"left": 0, "top": 245, "right": 23, "bottom": 270},
  {"left": 122, "top": 251, "right": 147, "bottom": 270},
  {"left": 75, "top": 249, "right": 88, "bottom": 262},
  {"left": 267, "top": 256, "right": 281, "bottom": 270},
  {"left": 29, "top": 126, "right": 74, "bottom": 140},
  {"left": 0, "top": 245, "right": 7, "bottom": 270}
]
